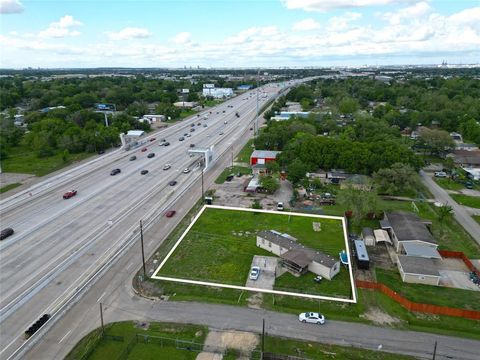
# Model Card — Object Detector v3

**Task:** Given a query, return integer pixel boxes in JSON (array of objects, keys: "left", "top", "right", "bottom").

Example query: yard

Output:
[
  {"left": 214, "top": 166, "right": 251, "bottom": 184},
  {"left": 434, "top": 178, "right": 465, "bottom": 191},
  {"left": 65, "top": 322, "right": 207, "bottom": 360},
  {"left": 0, "top": 183, "right": 21, "bottom": 194},
  {"left": 235, "top": 139, "right": 254, "bottom": 164},
  {"left": 155, "top": 207, "right": 351, "bottom": 298},
  {"left": 450, "top": 194, "right": 480, "bottom": 209}
]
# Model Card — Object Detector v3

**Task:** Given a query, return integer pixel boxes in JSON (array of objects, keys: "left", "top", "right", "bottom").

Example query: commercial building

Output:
[
  {"left": 202, "top": 84, "right": 234, "bottom": 99},
  {"left": 250, "top": 150, "right": 281, "bottom": 166}
]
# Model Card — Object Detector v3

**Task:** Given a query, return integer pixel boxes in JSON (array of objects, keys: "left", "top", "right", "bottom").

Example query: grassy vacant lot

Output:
[
  {"left": 451, "top": 194, "right": 480, "bottom": 209},
  {"left": 376, "top": 268, "right": 480, "bottom": 311},
  {"left": 235, "top": 139, "right": 254, "bottom": 163},
  {"left": 0, "top": 183, "right": 21, "bottom": 194},
  {"left": 474, "top": 215, "right": 480, "bottom": 225},
  {"left": 214, "top": 166, "right": 251, "bottom": 184},
  {"left": 261, "top": 336, "right": 417, "bottom": 360},
  {"left": 434, "top": 178, "right": 464, "bottom": 191},
  {"left": 156, "top": 207, "right": 350, "bottom": 298},
  {"left": 66, "top": 322, "right": 207, "bottom": 360},
  {"left": 2, "top": 146, "right": 92, "bottom": 176}
]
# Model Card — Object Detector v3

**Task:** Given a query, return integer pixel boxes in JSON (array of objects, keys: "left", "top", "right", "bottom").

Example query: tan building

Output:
[
  {"left": 256, "top": 230, "right": 340, "bottom": 280},
  {"left": 397, "top": 255, "right": 441, "bottom": 286}
]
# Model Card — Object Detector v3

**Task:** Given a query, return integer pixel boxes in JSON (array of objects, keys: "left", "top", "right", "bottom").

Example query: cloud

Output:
[
  {"left": 106, "top": 27, "right": 152, "bottom": 41},
  {"left": 381, "top": 1, "right": 432, "bottom": 25},
  {"left": 327, "top": 11, "right": 362, "bottom": 31},
  {"left": 0, "top": 0, "right": 24, "bottom": 14},
  {"left": 38, "top": 15, "right": 82, "bottom": 38},
  {"left": 171, "top": 32, "right": 191, "bottom": 44},
  {"left": 281, "top": 0, "right": 417, "bottom": 12},
  {"left": 293, "top": 18, "right": 320, "bottom": 31}
]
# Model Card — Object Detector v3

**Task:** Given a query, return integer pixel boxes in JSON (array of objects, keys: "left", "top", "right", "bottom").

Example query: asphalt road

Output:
[
  {"left": 0, "top": 79, "right": 304, "bottom": 359},
  {"left": 420, "top": 170, "right": 480, "bottom": 244}
]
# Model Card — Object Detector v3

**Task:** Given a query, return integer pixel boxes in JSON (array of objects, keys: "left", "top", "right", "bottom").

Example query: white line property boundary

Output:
[{"left": 151, "top": 205, "right": 357, "bottom": 304}]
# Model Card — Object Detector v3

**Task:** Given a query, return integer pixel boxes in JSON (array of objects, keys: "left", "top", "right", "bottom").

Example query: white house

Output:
[{"left": 256, "top": 230, "right": 340, "bottom": 280}]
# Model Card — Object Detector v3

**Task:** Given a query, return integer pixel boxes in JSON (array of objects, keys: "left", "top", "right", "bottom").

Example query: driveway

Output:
[
  {"left": 420, "top": 170, "right": 480, "bottom": 244},
  {"left": 245, "top": 256, "right": 278, "bottom": 290}
]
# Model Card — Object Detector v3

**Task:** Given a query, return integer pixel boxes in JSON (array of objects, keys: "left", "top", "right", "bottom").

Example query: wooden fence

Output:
[{"left": 356, "top": 280, "right": 480, "bottom": 320}]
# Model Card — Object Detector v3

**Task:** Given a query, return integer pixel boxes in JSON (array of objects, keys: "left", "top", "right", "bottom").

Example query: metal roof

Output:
[
  {"left": 384, "top": 211, "right": 437, "bottom": 245},
  {"left": 251, "top": 150, "right": 281, "bottom": 159},
  {"left": 353, "top": 240, "right": 369, "bottom": 262},
  {"left": 402, "top": 243, "right": 442, "bottom": 259},
  {"left": 374, "top": 229, "right": 392, "bottom": 244},
  {"left": 397, "top": 255, "right": 440, "bottom": 277},
  {"left": 362, "top": 227, "right": 375, "bottom": 238}
]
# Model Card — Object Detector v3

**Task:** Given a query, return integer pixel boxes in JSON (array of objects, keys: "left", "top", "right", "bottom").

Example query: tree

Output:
[
  {"left": 287, "top": 159, "right": 308, "bottom": 184},
  {"left": 337, "top": 187, "right": 379, "bottom": 225},
  {"left": 260, "top": 175, "right": 280, "bottom": 194},
  {"left": 437, "top": 203, "right": 453, "bottom": 235},
  {"left": 418, "top": 127, "right": 454, "bottom": 157},
  {"left": 252, "top": 199, "right": 263, "bottom": 209},
  {"left": 373, "top": 163, "right": 421, "bottom": 195},
  {"left": 338, "top": 96, "right": 358, "bottom": 114}
]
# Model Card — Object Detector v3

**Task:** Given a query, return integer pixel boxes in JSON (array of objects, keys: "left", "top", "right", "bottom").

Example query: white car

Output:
[
  {"left": 434, "top": 171, "right": 447, "bottom": 178},
  {"left": 298, "top": 312, "right": 325, "bottom": 325},
  {"left": 163, "top": 164, "right": 171, "bottom": 170},
  {"left": 276, "top": 202, "right": 284, "bottom": 211},
  {"left": 249, "top": 266, "right": 260, "bottom": 280},
  {"left": 183, "top": 168, "right": 191, "bottom": 174}
]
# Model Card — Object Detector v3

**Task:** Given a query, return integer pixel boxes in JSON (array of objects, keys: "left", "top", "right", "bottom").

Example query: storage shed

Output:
[
  {"left": 353, "top": 240, "right": 370, "bottom": 270},
  {"left": 362, "top": 227, "right": 375, "bottom": 246}
]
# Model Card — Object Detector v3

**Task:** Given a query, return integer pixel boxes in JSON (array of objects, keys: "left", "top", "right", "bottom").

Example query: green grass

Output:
[
  {"left": 450, "top": 194, "right": 480, "bottom": 209},
  {"left": 179, "top": 109, "right": 197, "bottom": 119},
  {"left": 262, "top": 335, "right": 417, "bottom": 360},
  {"left": 434, "top": 178, "right": 464, "bottom": 191},
  {"left": 203, "top": 99, "right": 224, "bottom": 107},
  {"left": 214, "top": 166, "right": 251, "bottom": 184},
  {"left": 376, "top": 268, "right": 480, "bottom": 311},
  {"left": 474, "top": 215, "right": 480, "bottom": 225},
  {"left": 0, "top": 183, "right": 21, "bottom": 194},
  {"left": 66, "top": 321, "right": 207, "bottom": 360},
  {"left": 157, "top": 208, "right": 350, "bottom": 298},
  {"left": 235, "top": 139, "right": 254, "bottom": 163},
  {"left": 2, "top": 145, "right": 92, "bottom": 176}
]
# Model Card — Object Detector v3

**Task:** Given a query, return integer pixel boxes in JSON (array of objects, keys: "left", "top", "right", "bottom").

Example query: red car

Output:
[
  {"left": 63, "top": 190, "right": 77, "bottom": 199},
  {"left": 165, "top": 210, "right": 176, "bottom": 218},
  {"left": 149, "top": 137, "right": 156, "bottom": 142},
  {"left": 141, "top": 148, "right": 147, "bottom": 152}
]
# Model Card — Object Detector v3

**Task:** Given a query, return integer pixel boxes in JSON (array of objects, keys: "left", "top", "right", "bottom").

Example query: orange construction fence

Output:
[
  {"left": 356, "top": 280, "right": 480, "bottom": 321},
  {"left": 438, "top": 250, "right": 480, "bottom": 276}
]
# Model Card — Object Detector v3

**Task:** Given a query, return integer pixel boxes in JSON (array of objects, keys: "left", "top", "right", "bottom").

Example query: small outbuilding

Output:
[
  {"left": 361, "top": 227, "right": 375, "bottom": 246},
  {"left": 374, "top": 229, "right": 392, "bottom": 245}
]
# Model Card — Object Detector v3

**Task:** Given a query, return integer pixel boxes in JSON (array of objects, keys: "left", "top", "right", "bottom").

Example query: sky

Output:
[{"left": 0, "top": 0, "right": 479, "bottom": 68}]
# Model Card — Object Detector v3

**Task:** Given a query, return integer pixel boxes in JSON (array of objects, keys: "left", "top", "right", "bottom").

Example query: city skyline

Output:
[{"left": 0, "top": 0, "right": 479, "bottom": 68}]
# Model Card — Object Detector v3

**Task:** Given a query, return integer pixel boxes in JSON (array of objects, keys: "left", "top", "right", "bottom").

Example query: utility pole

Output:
[
  {"left": 201, "top": 167, "right": 204, "bottom": 202},
  {"left": 261, "top": 318, "right": 265, "bottom": 355},
  {"left": 100, "top": 303, "right": 104, "bottom": 334},
  {"left": 256, "top": 69, "right": 260, "bottom": 137},
  {"left": 140, "top": 220, "right": 146, "bottom": 279},
  {"left": 432, "top": 340, "right": 437, "bottom": 360}
]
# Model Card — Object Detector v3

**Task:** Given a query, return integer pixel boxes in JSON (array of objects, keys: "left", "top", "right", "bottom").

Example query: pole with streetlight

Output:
[{"left": 139, "top": 220, "right": 146, "bottom": 279}]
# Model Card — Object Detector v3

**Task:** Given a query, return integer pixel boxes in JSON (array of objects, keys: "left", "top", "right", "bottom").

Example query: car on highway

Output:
[
  {"left": 183, "top": 168, "right": 191, "bottom": 174},
  {"left": 163, "top": 164, "right": 171, "bottom": 170},
  {"left": 129, "top": 155, "right": 137, "bottom": 161},
  {"left": 191, "top": 123, "right": 195, "bottom": 127},
  {"left": 140, "top": 170, "right": 149, "bottom": 175},
  {"left": 250, "top": 127, "right": 253, "bottom": 130},
  {"left": 219, "top": 132, "right": 224, "bottom": 135},
  {"left": 224, "top": 120, "right": 228, "bottom": 124},
  {"left": 149, "top": 137, "right": 156, "bottom": 142},
  {"left": 165, "top": 210, "right": 176, "bottom": 218},
  {"left": 63, "top": 190, "right": 77, "bottom": 199},
  {"left": 1, "top": 227, "right": 14, "bottom": 240},
  {"left": 186, "top": 134, "right": 191, "bottom": 137},
  {"left": 147, "top": 153, "right": 155, "bottom": 158},
  {"left": 190, "top": 143, "right": 195, "bottom": 148},
  {"left": 222, "top": 110, "right": 226, "bottom": 113},
  {"left": 249, "top": 266, "right": 260, "bottom": 280},
  {"left": 168, "top": 180, "right": 177, "bottom": 186},
  {"left": 141, "top": 148, "right": 147, "bottom": 152},
  {"left": 164, "top": 142, "right": 170, "bottom": 146},
  {"left": 110, "top": 168, "right": 121, "bottom": 176},
  {"left": 298, "top": 312, "right": 325, "bottom": 325},
  {"left": 179, "top": 137, "right": 185, "bottom": 141},
  {"left": 203, "top": 124, "right": 207, "bottom": 127},
  {"left": 190, "top": 128, "right": 195, "bottom": 132},
  {"left": 197, "top": 122, "right": 201, "bottom": 126}
]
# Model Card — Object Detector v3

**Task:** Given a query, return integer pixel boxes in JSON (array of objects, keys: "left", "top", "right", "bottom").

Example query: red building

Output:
[{"left": 250, "top": 150, "right": 281, "bottom": 165}]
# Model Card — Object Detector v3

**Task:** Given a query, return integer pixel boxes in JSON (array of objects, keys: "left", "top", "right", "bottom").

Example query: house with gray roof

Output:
[
  {"left": 397, "top": 255, "right": 441, "bottom": 286},
  {"left": 381, "top": 211, "right": 438, "bottom": 253},
  {"left": 256, "top": 230, "right": 340, "bottom": 280}
]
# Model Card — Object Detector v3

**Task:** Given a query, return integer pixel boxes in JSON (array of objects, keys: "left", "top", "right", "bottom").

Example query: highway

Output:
[{"left": 0, "top": 79, "right": 297, "bottom": 359}]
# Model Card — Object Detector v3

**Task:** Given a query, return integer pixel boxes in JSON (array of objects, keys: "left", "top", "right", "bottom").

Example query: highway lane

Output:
[{"left": 0, "top": 82, "right": 289, "bottom": 358}]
